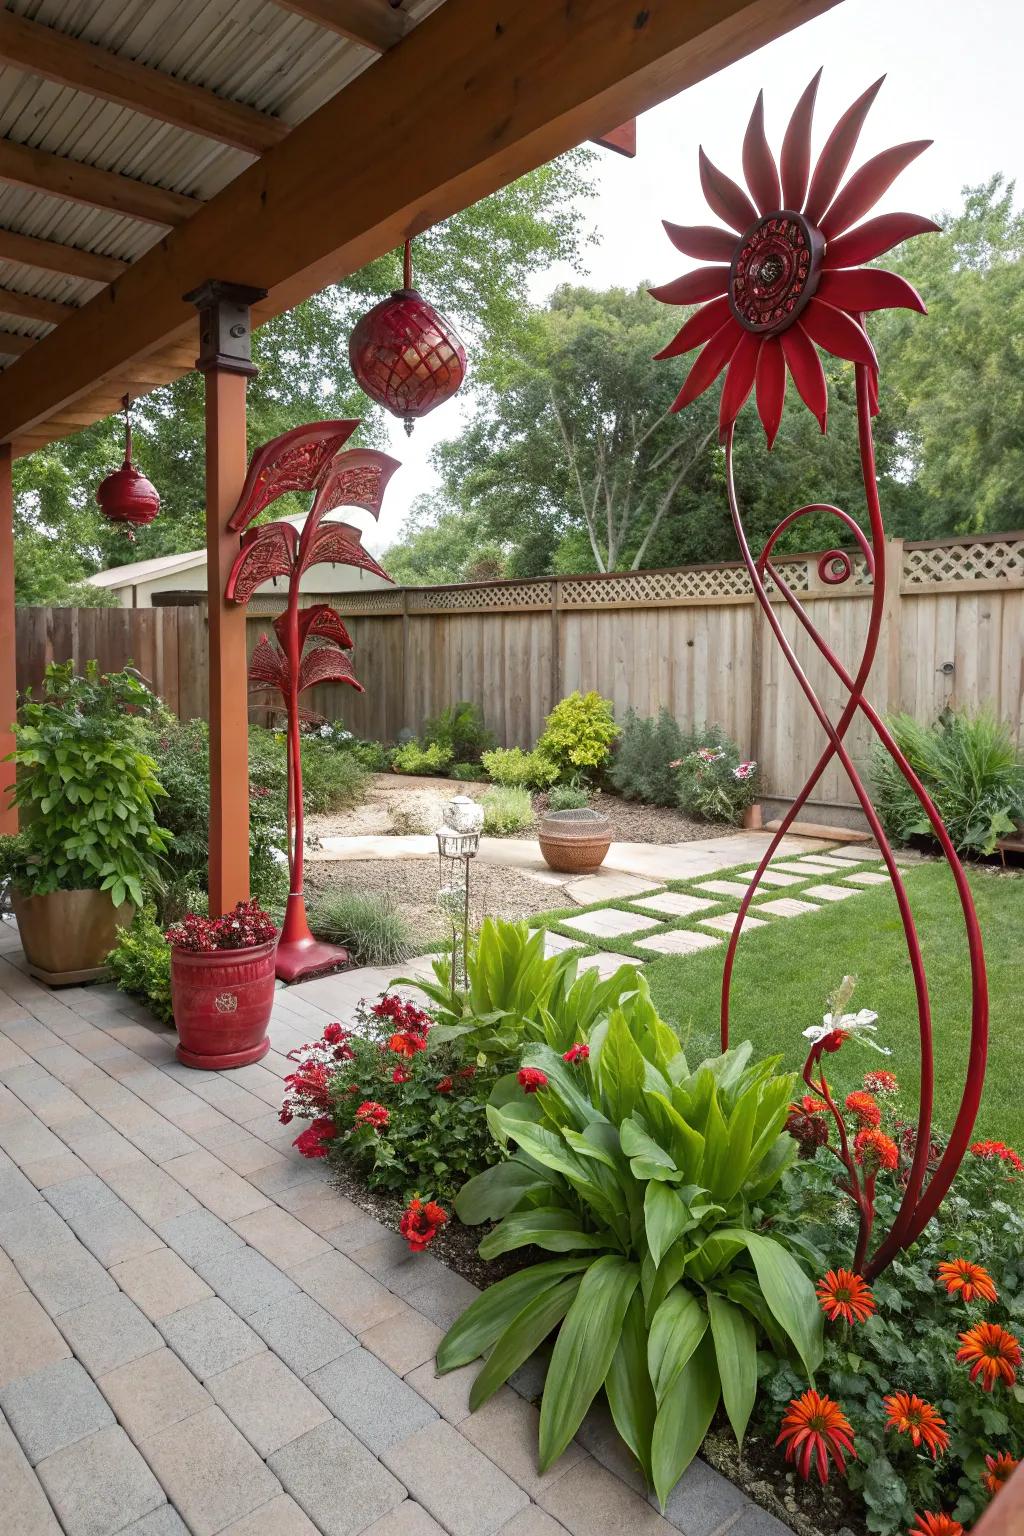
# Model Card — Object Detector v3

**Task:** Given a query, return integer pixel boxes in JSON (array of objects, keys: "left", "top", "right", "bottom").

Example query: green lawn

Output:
[{"left": 638, "top": 862, "right": 1023, "bottom": 1146}]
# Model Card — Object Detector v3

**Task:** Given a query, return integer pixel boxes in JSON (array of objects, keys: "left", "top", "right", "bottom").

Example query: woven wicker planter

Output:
[{"left": 539, "top": 808, "right": 612, "bottom": 873}]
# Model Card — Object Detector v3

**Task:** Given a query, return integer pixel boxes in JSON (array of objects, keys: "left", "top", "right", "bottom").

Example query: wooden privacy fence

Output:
[{"left": 14, "top": 532, "right": 1024, "bottom": 814}]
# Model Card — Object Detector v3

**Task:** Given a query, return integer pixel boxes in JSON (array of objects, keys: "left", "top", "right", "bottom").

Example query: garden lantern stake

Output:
[
  {"left": 349, "top": 238, "right": 467, "bottom": 434},
  {"left": 652, "top": 72, "right": 988, "bottom": 1280},
  {"left": 225, "top": 421, "right": 400, "bottom": 983},
  {"left": 95, "top": 395, "right": 160, "bottom": 536}
]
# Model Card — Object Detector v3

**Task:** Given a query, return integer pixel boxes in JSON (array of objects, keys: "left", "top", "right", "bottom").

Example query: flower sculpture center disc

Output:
[{"left": 729, "top": 212, "right": 823, "bottom": 335}]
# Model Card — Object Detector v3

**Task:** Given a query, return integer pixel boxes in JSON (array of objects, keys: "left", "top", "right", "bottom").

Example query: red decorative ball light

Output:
[
  {"left": 349, "top": 240, "right": 467, "bottom": 434},
  {"left": 96, "top": 395, "right": 160, "bottom": 537}
]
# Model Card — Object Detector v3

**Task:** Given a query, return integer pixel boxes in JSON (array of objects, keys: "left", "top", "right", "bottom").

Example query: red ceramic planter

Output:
[{"left": 170, "top": 938, "right": 278, "bottom": 1070}]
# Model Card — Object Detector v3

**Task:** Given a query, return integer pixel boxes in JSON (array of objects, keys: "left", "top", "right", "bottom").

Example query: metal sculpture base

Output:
[{"left": 275, "top": 894, "right": 350, "bottom": 984}]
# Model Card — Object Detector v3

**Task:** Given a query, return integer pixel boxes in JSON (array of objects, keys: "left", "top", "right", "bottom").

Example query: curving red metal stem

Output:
[{"left": 653, "top": 74, "right": 989, "bottom": 1278}]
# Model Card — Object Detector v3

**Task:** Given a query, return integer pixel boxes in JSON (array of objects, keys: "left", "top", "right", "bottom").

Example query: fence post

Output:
[
  {"left": 881, "top": 537, "right": 904, "bottom": 719},
  {"left": 747, "top": 593, "right": 765, "bottom": 773},
  {"left": 400, "top": 588, "right": 411, "bottom": 735},
  {"left": 550, "top": 579, "right": 561, "bottom": 711}
]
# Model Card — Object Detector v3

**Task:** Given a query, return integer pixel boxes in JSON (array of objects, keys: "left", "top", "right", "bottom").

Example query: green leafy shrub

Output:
[
  {"left": 424, "top": 702, "right": 496, "bottom": 763},
  {"left": 480, "top": 786, "right": 534, "bottom": 835},
  {"left": 481, "top": 747, "right": 558, "bottom": 790},
  {"left": 536, "top": 691, "right": 619, "bottom": 782},
  {"left": 349, "top": 740, "right": 392, "bottom": 772},
  {"left": 391, "top": 740, "right": 454, "bottom": 776},
  {"left": 439, "top": 1029, "right": 813, "bottom": 1506},
  {"left": 872, "top": 708, "right": 1024, "bottom": 856},
  {"left": 610, "top": 708, "right": 688, "bottom": 805},
  {"left": 547, "top": 783, "right": 591, "bottom": 811},
  {"left": 297, "top": 738, "right": 369, "bottom": 812},
  {"left": 674, "top": 728, "right": 758, "bottom": 825},
  {"left": 107, "top": 908, "right": 173, "bottom": 1024},
  {"left": 310, "top": 889, "right": 416, "bottom": 967},
  {"left": 452, "top": 762, "right": 487, "bottom": 782},
  {"left": 5, "top": 661, "right": 172, "bottom": 907}
]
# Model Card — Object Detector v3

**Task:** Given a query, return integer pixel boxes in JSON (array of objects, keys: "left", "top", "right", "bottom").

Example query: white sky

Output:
[{"left": 365, "top": 0, "right": 1022, "bottom": 555}]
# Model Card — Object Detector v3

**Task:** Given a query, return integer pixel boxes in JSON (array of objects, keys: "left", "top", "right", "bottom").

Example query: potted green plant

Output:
[
  {"left": 3, "top": 662, "right": 171, "bottom": 984},
  {"left": 166, "top": 901, "right": 278, "bottom": 1069}
]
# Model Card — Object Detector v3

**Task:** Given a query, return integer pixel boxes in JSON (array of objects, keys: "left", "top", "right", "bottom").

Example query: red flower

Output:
[
  {"left": 389, "top": 1031, "right": 427, "bottom": 1058},
  {"left": 786, "top": 1102, "right": 830, "bottom": 1158},
  {"left": 564, "top": 1044, "right": 590, "bottom": 1064},
  {"left": 354, "top": 1101, "right": 390, "bottom": 1132},
  {"left": 776, "top": 1390, "right": 856, "bottom": 1485},
  {"left": 652, "top": 76, "right": 936, "bottom": 445},
  {"left": 436, "top": 1077, "right": 454, "bottom": 1095},
  {"left": 391, "top": 1066, "right": 411, "bottom": 1085},
  {"left": 854, "top": 1127, "right": 899, "bottom": 1172},
  {"left": 908, "top": 1515, "right": 963, "bottom": 1536},
  {"left": 399, "top": 1197, "right": 448, "bottom": 1252},
  {"left": 791, "top": 1094, "right": 827, "bottom": 1116},
  {"left": 323, "top": 1022, "right": 345, "bottom": 1044},
  {"left": 864, "top": 1070, "right": 899, "bottom": 1095},
  {"left": 956, "top": 1322, "right": 1022, "bottom": 1391},
  {"left": 457, "top": 1065, "right": 476, "bottom": 1079},
  {"left": 970, "top": 1140, "right": 1024, "bottom": 1174},
  {"left": 292, "top": 1117, "right": 338, "bottom": 1159},
  {"left": 517, "top": 1067, "right": 548, "bottom": 1094},
  {"left": 983, "top": 1451, "right": 1019, "bottom": 1496},
  {"left": 845, "top": 1091, "right": 882, "bottom": 1128},
  {"left": 283, "top": 1063, "right": 331, "bottom": 1109},
  {"left": 278, "top": 1105, "right": 293, "bottom": 1125},
  {"left": 937, "top": 1258, "right": 998, "bottom": 1305},
  {"left": 816, "top": 1269, "right": 876, "bottom": 1326},
  {"left": 883, "top": 1392, "right": 949, "bottom": 1459}
]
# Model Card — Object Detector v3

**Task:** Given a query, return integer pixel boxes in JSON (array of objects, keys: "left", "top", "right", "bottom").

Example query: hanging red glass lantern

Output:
[
  {"left": 349, "top": 239, "right": 467, "bottom": 434},
  {"left": 96, "top": 394, "right": 160, "bottom": 537}
]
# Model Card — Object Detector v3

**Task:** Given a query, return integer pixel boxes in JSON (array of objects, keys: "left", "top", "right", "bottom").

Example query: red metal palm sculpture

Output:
[
  {"left": 653, "top": 74, "right": 988, "bottom": 1280},
  {"left": 225, "top": 421, "right": 399, "bottom": 983}
]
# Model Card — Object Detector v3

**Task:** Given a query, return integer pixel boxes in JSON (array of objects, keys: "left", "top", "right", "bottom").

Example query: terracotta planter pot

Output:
[
  {"left": 12, "top": 887, "right": 134, "bottom": 985},
  {"left": 170, "top": 938, "right": 278, "bottom": 1070},
  {"left": 742, "top": 802, "right": 764, "bottom": 830},
  {"left": 539, "top": 808, "right": 612, "bottom": 873}
]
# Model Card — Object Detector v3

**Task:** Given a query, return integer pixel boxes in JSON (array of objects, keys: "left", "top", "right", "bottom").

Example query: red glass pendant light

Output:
[
  {"left": 96, "top": 394, "right": 160, "bottom": 536},
  {"left": 349, "top": 240, "right": 467, "bottom": 434}
]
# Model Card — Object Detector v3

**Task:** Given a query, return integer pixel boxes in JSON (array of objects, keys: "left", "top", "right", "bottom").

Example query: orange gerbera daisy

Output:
[
  {"left": 909, "top": 1515, "right": 963, "bottom": 1536},
  {"left": 956, "top": 1322, "right": 1022, "bottom": 1391},
  {"left": 845, "top": 1090, "right": 882, "bottom": 1127},
  {"left": 937, "top": 1258, "right": 998, "bottom": 1305},
  {"left": 816, "top": 1269, "right": 876, "bottom": 1325},
  {"left": 882, "top": 1392, "right": 949, "bottom": 1459},
  {"left": 983, "top": 1451, "right": 1019, "bottom": 1496},
  {"left": 651, "top": 73, "right": 937, "bottom": 444},
  {"left": 776, "top": 1390, "right": 856, "bottom": 1484}
]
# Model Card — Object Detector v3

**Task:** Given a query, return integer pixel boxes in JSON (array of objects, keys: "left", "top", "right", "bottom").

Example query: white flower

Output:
[{"left": 803, "top": 1007, "right": 891, "bottom": 1054}]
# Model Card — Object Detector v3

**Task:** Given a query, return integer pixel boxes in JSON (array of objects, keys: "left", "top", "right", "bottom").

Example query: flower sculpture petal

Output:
[{"left": 652, "top": 76, "right": 939, "bottom": 444}]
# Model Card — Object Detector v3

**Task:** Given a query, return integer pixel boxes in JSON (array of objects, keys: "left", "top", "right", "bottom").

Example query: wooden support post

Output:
[
  {"left": 186, "top": 280, "right": 267, "bottom": 913},
  {"left": 0, "top": 443, "right": 16, "bottom": 833}
]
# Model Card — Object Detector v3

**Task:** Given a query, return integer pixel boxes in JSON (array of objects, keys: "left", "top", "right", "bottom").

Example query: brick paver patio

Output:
[{"left": 0, "top": 916, "right": 789, "bottom": 1536}]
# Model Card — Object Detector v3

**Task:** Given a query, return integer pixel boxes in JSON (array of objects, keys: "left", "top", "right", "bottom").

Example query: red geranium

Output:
[
  {"left": 436, "top": 1077, "right": 454, "bottom": 1095},
  {"left": 399, "top": 1197, "right": 448, "bottom": 1252},
  {"left": 392, "top": 1065, "right": 411, "bottom": 1085},
  {"left": 354, "top": 1101, "right": 390, "bottom": 1132},
  {"left": 389, "top": 1031, "right": 428, "bottom": 1058},
  {"left": 970, "top": 1140, "right": 1024, "bottom": 1174},
  {"left": 323, "top": 1022, "right": 345, "bottom": 1044},
  {"left": 564, "top": 1044, "right": 590, "bottom": 1064},
  {"left": 517, "top": 1067, "right": 548, "bottom": 1094},
  {"left": 292, "top": 1117, "right": 338, "bottom": 1159},
  {"left": 283, "top": 1062, "right": 331, "bottom": 1109}
]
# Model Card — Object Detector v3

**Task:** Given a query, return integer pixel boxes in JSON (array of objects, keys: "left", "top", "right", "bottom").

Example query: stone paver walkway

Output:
[{"left": 0, "top": 916, "right": 788, "bottom": 1536}]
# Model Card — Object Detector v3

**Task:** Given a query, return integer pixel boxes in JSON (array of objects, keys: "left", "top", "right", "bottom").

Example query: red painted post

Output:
[
  {"left": 185, "top": 280, "right": 267, "bottom": 914},
  {"left": 0, "top": 443, "right": 16, "bottom": 834}
]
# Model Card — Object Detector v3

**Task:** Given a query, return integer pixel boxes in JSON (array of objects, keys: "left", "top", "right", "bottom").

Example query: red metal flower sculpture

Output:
[
  {"left": 225, "top": 421, "right": 399, "bottom": 983},
  {"left": 653, "top": 75, "right": 988, "bottom": 1282},
  {"left": 652, "top": 72, "right": 938, "bottom": 444}
]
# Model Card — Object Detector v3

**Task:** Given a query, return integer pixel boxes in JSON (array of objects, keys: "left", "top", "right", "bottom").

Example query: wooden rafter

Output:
[
  {"left": 0, "top": 287, "right": 73, "bottom": 324},
  {"left": 0, "top": 139, "right": 199, "bottom": 226},
  {"left": 0, "top": 11, "right": 289, "bottom": 156},
  {"left": 272, "top": 0, "right": 411, "bottom": 52},
  {"left": 0, "top": 228, "right": 126, "bottom": 283},
  {"left": 0, "top": 0, "right": 841, "bottom": 452},
  {"left": 0, "top": 333, "right": 35, "bottom": 357}
]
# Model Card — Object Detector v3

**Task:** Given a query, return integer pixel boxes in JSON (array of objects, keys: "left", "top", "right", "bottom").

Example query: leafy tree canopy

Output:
[{"left": 13, "top": 151, "right": 594, "bottom": 605}]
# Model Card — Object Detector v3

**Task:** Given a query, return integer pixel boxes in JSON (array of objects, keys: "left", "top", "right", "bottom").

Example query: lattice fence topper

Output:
[
  {"left": 653, "top": 72, "right": 987, "bottom": 1281},
  {"left": 408, "top": 582, "right": 554, "bottom": 612},
  {"left": 902, "top": 537, "right": 1024, "bottom": 586}
]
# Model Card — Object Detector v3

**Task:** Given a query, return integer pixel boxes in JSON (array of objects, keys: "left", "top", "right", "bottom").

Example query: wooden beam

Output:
[
  {"left": 0, "top": 0, "right": 840, "bottom": 450},
  {"left": 272, "top": 0, "right": 411, "bottom": 51},
  {"left": 0, "top": 138, "right": 199, "bottom": 226},
  {"left": 0, "top": 445, "right": 14, "bottom": 835},
  {"left": 0, "top": 332, "right": 35, "bottom": 356},
  {"left": 0, "top": 286, "right": 73, "bottom": 324},
  {"left": 0, "top": 228, "right": 126, "bottom": 283},
  {"left": 0, "top": 12, "right": 289, "bottom": 156},
  {"left": 592, "top": 120, "right": 637, "bottom": 157}
]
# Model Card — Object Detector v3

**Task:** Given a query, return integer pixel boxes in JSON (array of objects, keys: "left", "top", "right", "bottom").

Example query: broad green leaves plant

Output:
[
  {"left": 438, "top": 1007, "right": 821, "bottom": 1505},
  {"left": 4, "top": 662, "right": 171, "bottom": 908}
]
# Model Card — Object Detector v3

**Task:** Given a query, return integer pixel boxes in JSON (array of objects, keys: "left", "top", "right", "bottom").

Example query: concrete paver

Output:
[
  {"left": 37, "top": 1424, "right": 166, "bottom": 1536},
  {"left": 802, "top": 883, "right": 859, "bottom": 902},
  {"left": 0, "top": 1357, "right": 115, "bottom": 1464}
]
